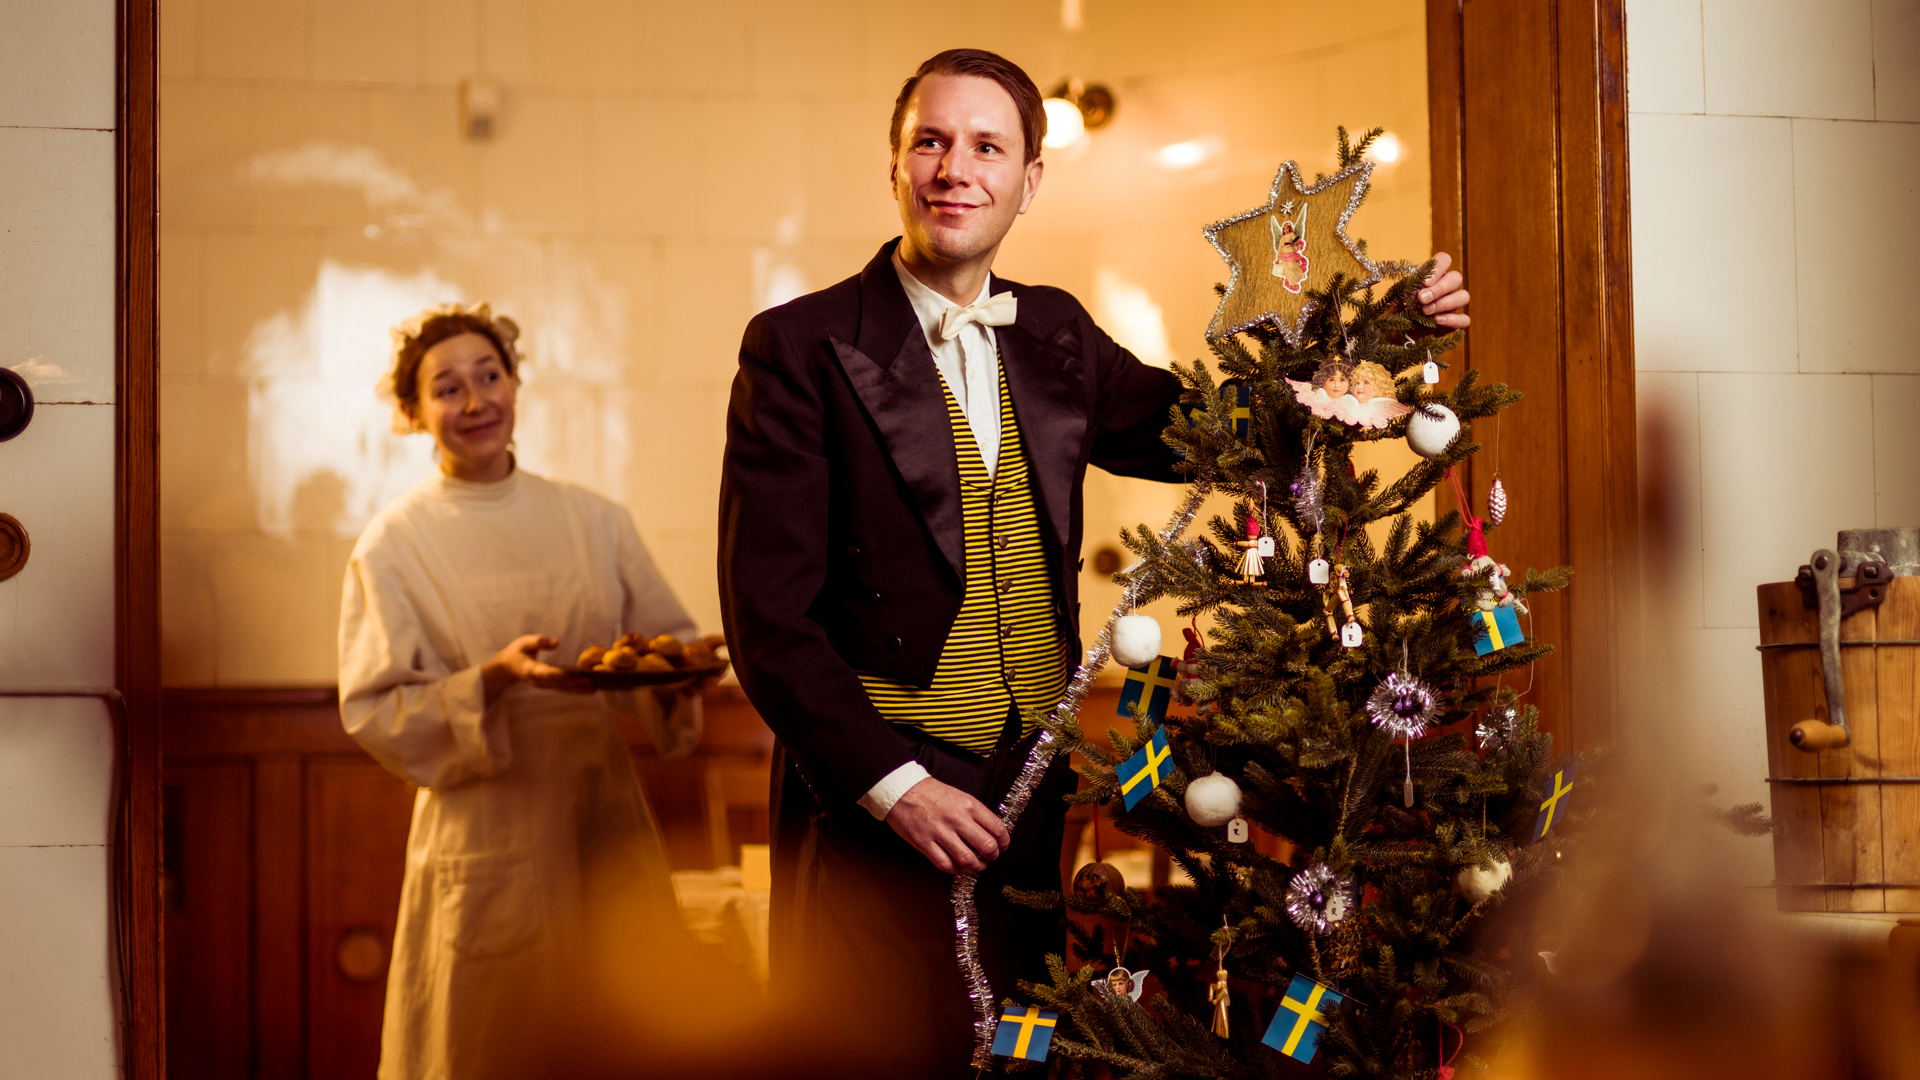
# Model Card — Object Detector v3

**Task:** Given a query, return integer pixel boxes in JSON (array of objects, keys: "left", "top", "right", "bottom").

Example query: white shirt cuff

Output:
[{"left": 858, "top": 761, "right": 932, "bottom": 820}]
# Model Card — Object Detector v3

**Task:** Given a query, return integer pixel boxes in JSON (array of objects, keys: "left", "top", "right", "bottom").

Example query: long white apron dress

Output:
[{"left": 338, "top": 466, "right": 701, "bottom": 1080}]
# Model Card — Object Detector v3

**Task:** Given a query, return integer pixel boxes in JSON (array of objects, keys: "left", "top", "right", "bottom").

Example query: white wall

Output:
[
  {"left": 1626, "top": 0, "right": 1920, "bottom": 882},
  {"left": 0, "top": 0, "right": 122, "bottom": 1074}
]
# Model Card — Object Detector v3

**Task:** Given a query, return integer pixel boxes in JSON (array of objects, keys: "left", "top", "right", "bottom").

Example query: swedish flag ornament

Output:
[
  {"left": 1116, "top": 726, "right": 1176, "bottom": 811},
  {"left": 1261, "top": 973, "right": 1343, "bottom": 1063},
  {"left": 1531, "top": 761, "right": 1577, "bottom": 844},
  {"left": 1116, "top": 655, "right": 1179, "bottom": 723},
  {"left": 991, "top": 1005, "right": 1059, "bottom": 1062}
]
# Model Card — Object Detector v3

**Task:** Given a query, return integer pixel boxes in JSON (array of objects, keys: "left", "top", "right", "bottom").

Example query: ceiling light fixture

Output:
[{"left": 1042, "top": 79, "right": 1115, "bottom": 150}]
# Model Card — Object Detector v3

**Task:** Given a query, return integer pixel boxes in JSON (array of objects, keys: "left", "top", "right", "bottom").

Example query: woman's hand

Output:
[{"left": 481, "top": 634, "right": 593, "bottom": 702}]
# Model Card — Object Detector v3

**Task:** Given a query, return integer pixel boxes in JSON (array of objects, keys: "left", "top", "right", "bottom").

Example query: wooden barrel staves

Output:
[{"left": 1758, "top": 531, "right": 1920, "bottom": 913}]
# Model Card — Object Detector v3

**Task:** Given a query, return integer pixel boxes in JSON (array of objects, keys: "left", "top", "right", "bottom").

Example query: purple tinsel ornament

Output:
[
  {"left": 1285, "top": 863, "right": 1354, "bottom": 935},
  {"left": 1367, "top": 671, "right": 1440, "bottom": 740}
]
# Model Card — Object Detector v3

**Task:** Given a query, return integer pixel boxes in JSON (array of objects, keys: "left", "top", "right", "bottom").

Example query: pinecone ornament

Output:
[{"left": 1488, "top": 476, "right": 1508, "bottom": 526}]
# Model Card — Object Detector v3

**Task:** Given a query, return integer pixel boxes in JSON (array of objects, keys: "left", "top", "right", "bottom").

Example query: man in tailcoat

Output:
[{"left": 718, "top": 48, "right": 1470, "bottom": 1076}]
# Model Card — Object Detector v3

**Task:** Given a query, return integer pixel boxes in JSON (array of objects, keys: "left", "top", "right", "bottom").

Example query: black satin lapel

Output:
[
  {"left": 998, "top": 321, "right": 1088, "bottom": 549},
  {"left": 830, "top": 332, "right": 966, "bottom": 581}
]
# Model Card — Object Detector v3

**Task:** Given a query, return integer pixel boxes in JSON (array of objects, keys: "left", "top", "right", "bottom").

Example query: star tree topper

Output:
[{"left": 1203, "top": 160, "right": 1380, "bottom": 346}]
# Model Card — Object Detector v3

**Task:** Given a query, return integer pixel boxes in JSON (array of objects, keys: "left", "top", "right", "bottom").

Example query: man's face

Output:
[{"left": 891, "top": 73, "right": 1043, "bottom": 267}]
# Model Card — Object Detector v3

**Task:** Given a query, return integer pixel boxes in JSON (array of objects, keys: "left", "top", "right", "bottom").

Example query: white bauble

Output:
[
  {"left": 1407, "top": 404, "right": 1461, "bottom": 458},
  {"left": 1185, "top": 772, "right": 1243, "bottom": 826},
  {"left": 1112, "top": 614, "right": 1163, "bottom": 668},
  {"left": 1455, "top": 857, "right": 1512, "bottom": 903}
]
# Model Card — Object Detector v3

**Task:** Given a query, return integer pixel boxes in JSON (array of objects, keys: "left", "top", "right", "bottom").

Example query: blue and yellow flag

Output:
[
  {"left": 991, "top": 1005, "right": 1058, "bottom": 1061},
  {"left": 1117, "top": 655, "right": 1179, "bottom": 724},
  {"left": 1532, "top": 761, "right": 1577, "bottom": 844},
  {"left": 1262, "top": 974, "right": 1343, "bottom": 1063},
  {"left": 1228, "top": 380, "right": 1253, "bottom": 439},
  {"left": 1116, "top": 726, "right": 1175, "bottom": 811},
  {"left": 1470, "top": 604, "right": 1525, "bottom": 656}
]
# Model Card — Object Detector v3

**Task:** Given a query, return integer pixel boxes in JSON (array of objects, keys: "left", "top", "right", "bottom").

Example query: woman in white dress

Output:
[{"left": 337, "top": 303, "right": 704, "bottom": 1080}]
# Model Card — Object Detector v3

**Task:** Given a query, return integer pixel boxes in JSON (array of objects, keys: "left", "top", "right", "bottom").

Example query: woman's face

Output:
[
  {"left": 1323, "top": 371, "right": 1349, "bottom": 397},
  {"left": 414, "top": 332, "right": 517, "bottom": 481}
]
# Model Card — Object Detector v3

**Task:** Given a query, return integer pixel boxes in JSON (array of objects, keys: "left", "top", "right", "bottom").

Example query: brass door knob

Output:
[
  {"left": 335, "top": 928, "right": 390, "bottom": 984},
  {"left": 0, "top": 514, "right": 26, "bottom": 582}
]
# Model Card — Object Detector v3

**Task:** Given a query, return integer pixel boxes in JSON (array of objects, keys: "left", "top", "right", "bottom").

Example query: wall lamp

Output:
[{"left": 1043, "top": 79, "right": 1115, "bottom": 149}]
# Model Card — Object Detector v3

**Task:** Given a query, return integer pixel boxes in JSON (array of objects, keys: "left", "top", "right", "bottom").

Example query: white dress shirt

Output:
[{"left": 857, "top": 254, "right": 1014, "bottom": 819}]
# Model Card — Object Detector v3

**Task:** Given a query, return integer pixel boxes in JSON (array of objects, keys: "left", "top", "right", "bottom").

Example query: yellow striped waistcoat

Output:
[{"left": 856, "top": 364, "right": 1070, "bottom": 753}]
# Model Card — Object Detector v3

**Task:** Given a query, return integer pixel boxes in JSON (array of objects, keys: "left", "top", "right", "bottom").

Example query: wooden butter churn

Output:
[{"left": 1758, "top": 528, "right": 1920, "bottom": 912}]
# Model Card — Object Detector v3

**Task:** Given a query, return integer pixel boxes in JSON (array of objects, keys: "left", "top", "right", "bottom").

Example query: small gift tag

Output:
[
  {"left": 1257, "top": 535, "right": 1275, "bottom": 558},
  {"left": 1341, "top": 621, "right": 1363, "bottom": 648},
  {"left": 1227, "top": 817, "right": 1249, "bottom": 843},
  {"left": 1423, "top": 360, "right": 1440, "bottom": 385},
  {"left": 1308, "top": 558, "right": 1330, "bottom": 585}
]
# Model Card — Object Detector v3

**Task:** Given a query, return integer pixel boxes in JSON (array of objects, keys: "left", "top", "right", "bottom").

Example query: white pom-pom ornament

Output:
[
  {"left": 1184, "top": 772, "right": 1243, "bottom": 826},
  {"left": 1406, "top": 404, "right": 1461, "bottom": 459},
  {"left": 1455, "top": 857, "right": 1512, "bottom": 903},
  {"left": 1112, "top": 614, "right": 1163, "bottom": 668}
]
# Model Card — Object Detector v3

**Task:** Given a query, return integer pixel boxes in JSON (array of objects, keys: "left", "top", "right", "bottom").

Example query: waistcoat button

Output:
[
  {"left": 865, "top": 590, "right": 882, "bottom": 608},
  {"left": 886, "top": 636, "right": 902, "bottom": 653},
  {"left": 995, "top": 535, "right": 1010, "bottom": 551},
  {"left": 997, "top": 579, "right": 1012, "bottom": 595}
]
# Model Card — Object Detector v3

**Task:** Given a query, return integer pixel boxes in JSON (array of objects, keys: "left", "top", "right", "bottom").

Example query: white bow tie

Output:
[{"left": 937, "top": 292, "right": 1018, "bottom": 341}]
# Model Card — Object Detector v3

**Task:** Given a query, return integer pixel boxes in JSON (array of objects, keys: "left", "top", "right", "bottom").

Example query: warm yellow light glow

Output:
[
  {"left": 1365, "top": 131, "right": 1404, "bottom": 166},
  {"left": 1156, "top": 140, "right": 1209, "bottom": 169},
  {"left": 1042, "top": 97, "right": 1085, "bottom": 149}
]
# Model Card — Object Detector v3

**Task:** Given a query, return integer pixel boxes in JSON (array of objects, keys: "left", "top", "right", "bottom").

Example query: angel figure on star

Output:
[{"left": 1270, "top": 204, "right": 1310, "bottom": 294}]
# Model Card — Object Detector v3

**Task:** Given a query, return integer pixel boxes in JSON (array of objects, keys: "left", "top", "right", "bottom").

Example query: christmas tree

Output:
[{"left": 1009, "top": 131, "right": 1577, "bottom": 1078}]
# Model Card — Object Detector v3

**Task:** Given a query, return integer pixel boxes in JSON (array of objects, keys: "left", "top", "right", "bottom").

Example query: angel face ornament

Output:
[
  {"left": 1286, "top": 359, "right": 1354, "bottom": 422},
  {"left": 1344, "top": 360, "right": 1412, "bottom": 430}
]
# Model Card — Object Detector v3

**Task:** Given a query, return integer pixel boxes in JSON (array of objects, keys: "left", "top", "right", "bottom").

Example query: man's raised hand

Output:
[
  {"left": 885, "top": 776, "right": 1012, "bottom": 874},
  {"left": 1419, "top": 251, "right": 1470, "bottom": 328}
]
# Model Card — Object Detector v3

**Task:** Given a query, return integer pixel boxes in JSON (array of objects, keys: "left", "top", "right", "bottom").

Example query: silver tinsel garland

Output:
[
  {"left": 1291, "top": 457, "right": 1325, "bottom": 536},
  {"left": 1477, "top": 706, "right": 1518, "bottom": 753},
  {"left": 954, "top": 467, "right": 1215, "bottom": 1070},
  {"left": 1366, "top": 670, "right": 1440, "bottom": 740},
  {"left": 1285, "top": 863, "right": 1354, "bottom": 935}
]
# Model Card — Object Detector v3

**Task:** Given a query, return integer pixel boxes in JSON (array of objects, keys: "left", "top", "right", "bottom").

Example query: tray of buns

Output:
[{"left": 565, "top": 633, "right": 730, "bottom": 690}]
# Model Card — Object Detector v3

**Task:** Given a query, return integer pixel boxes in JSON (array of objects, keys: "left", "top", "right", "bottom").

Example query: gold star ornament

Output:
[{"left": 1203, "top": 160, "right": 1380, "bottom": 345}]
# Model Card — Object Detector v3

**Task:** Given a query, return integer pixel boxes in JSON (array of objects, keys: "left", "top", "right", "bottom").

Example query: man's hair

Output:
[{"left": 889, "top": 49, "right": 1047, "bottom": 165}]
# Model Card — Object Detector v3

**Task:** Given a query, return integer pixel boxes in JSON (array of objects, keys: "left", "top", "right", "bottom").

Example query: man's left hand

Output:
[{"left": 1418, "top": 252, "right": 1470, "bottom": 328}]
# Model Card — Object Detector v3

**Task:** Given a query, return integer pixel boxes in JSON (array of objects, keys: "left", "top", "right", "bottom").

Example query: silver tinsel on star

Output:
[
  {"left": 1477, "top": 706, "right": 1518, "bottom": 753},
  {"left": 1285, "top": 863, "right": 1353, "bottom": 935},
  {"left": 1366, "top": 670, "right": 1440, "bottom": 739}
]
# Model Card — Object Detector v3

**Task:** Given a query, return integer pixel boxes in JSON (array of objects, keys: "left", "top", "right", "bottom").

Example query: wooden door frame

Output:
[
  {"left": 1427, "top": 0, "right": 1637, "bottom": 753},
  {"left": 119, "top": 0, "right": 164, "bottom": 1075},
  {"left": 113, "top": 0, "right": 1636, "bottom": 1067}
]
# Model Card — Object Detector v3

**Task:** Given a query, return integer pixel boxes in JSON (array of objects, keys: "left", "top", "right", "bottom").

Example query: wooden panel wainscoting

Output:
[
  {"left": 160, "top": 686, "right": 775, "bottom": 1079},
  {"left": 1427, "top": 0, "right": 1637, "bottom": 753}
]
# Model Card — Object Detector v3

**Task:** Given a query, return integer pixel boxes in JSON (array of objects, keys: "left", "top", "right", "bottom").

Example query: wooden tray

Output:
[{"left": 563, "top": 657, "right": 729, "bottom": 690}]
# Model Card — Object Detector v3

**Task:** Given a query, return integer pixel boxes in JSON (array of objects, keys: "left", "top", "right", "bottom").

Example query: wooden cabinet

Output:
[{"left": 161, "top": 687, "right": 774, "bottom": 1079}]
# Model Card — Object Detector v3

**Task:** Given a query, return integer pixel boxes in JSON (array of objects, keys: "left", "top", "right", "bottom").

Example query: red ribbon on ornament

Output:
[
  {"left": 1446, "top": 467, "right": 1489, "bottom": 559},
  {"left": 1437, "top": 1019, "right": 1463, "bottom": 1080}
]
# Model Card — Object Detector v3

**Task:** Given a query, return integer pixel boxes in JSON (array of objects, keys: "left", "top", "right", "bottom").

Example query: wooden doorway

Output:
[
  {"left": 119, "top": 0, "right": 1638, "bottom": 1069},
  {"left": 1428, "top": 0, "right": 1637, "bottom": 753}
]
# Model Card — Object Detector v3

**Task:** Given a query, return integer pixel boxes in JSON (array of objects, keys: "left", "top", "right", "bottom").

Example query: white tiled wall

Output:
[
  {"left": 1626, "top": 0, "right": 1919, "bottom": 882},
  {"left": 0, "top": 0, "right": 122, "bottom": 1072},
  {"left": 159, "top": 0, "right": 1437, "bottom": 685}
]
